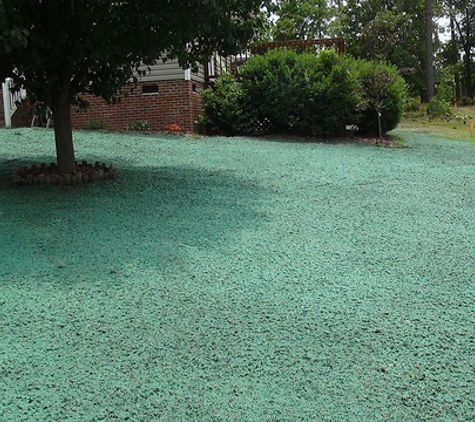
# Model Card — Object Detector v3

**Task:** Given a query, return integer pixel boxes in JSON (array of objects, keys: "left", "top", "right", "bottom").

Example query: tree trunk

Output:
[
  {"left": 463, "top": 10, "right": 473, "bottom": 98},
  {"left": 51, "top": 74, "right": 76, "bottom": 174},
  {"left": 424, "top": 0, "right": 434, "bottom": 102},
  {"left": 377, "top": 110, "right": 382, "bottom": 143},
  {"left": 464, "top": 49, "right": 473, "bottom": 98},
  {"left": 450, "top": 17, "right": 461, "bottom": 101}
]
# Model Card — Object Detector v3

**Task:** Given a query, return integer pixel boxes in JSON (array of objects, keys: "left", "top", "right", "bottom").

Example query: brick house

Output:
[
  {"left": 1, "top": 55, "right": 232, "bottom": 133},
  {"left": 70, "top": 60, "right": 209, "bottom": 133},
  {"left": 75, "top": 40, "right": 340, "bottom": 133},
  {"left": 1, "top": 60, "right": 217, "bottom": 133},
  {"left": 2, "top": 39, "right": 343, "bottom": 132}
]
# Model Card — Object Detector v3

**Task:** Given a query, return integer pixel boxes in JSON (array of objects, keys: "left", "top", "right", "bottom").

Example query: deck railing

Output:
[
  {"left": 204, "top": 38, "right": 346, "bottom": 87},
  {"left": 204, "top": 51, "right": 251, "bottom": 86},
  {"left": 2, "top": 77, "right": 27, "bottom": 128},
  {"left": 250, "top": 38, "right": 346, "bottom": 55}
]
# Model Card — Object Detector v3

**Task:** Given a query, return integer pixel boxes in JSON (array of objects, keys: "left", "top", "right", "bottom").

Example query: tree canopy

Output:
[
  {"left": 0, "top": 0, "right": 267, "bottom": 172},
  {"left": 442, "top": 0, "right": 475, "bottom": 98},
  {"left": 336, "top": 0, "right": 429, "bottom": 98},
  {"left": 261, "top": 0, "right": 475, "bottom": 103},
  {"left": 271, "top": 0, "right": 330, "bottom": 40}
]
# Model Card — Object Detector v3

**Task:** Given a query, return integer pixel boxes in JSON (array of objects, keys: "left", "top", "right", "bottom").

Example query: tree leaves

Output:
[
  {"left": 1, "top": 0, "right": 266, "bottom": 105},
  {"left": 272, "top": 0, "right": 330, "bottom": 40}
]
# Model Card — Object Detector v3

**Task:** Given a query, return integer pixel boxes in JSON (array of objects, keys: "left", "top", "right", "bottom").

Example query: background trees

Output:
[
  {"left": 263, "top": 0, "right": 475, "bottom": 104},
  {"left": 271, "top": 0, "right": 330, "bottom": 40},
  {"left": 442, "top": 0, "right": 475, "bottom": 99},
  {"left": 336, "top": 0, "right": 429, "bottom": 99}
]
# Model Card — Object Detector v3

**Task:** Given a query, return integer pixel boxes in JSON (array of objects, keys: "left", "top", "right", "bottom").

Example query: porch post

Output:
[{"left": 2, "top": 78, "right": 13, "bottom": 128}]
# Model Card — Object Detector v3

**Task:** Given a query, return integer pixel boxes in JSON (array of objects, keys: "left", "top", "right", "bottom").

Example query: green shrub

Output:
[
  {"left": 201, "top": 50, "right": 405, "bottom": 138},
  {"left": 461, "top": 96, "right": 473, "bottom": 106},
  {"left": 200, "top": 73, "right": 246, "bottom": 135},
  {"left": 455, "top": 112, "right": 472, "bottom": 124},
  {"left": 404, "top": 96, "right": 422, "bottom": 113},
  {"left": 240, "top": 49, "right": 359, "bottom": 136},
  {"left": 350, "top": 59, "right": 407, "bottom": 135},
  {"left": 293, "top": 51, "right": 360, "bottom": 135},
  {"left": 83, "top": 119, "right": 108, "bottom": 130},
  {"left": 239, "top": 49, "right": 298, "bottom": 135},
  {"left": 427, "top": 97, "right": 452, "bottom": 119},
  {"left": 435, "top": 72, "right": 455, "bottom": 103},
  {"left": 127, "top": 120, "right": 150, "bottom": 131}
]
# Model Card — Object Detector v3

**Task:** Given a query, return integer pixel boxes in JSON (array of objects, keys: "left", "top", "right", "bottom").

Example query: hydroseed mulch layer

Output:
[{"left": 0, "top": 128, "right": 474, "bottom": 421}]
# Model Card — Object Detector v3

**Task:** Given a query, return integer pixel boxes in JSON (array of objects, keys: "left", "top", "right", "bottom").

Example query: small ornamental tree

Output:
[
  {"left": 350, "top": 59, "right": 407, "bottom": 139},
  {"left": 0, "top": 0, "right": 266, "bottom": 173}
]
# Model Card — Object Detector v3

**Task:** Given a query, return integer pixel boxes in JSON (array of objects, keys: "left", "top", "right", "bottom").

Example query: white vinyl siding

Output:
[
  {"left": 191, "top": 65, "right": 206, "bottom": 84},
  {"left": 136, "top": 59, "right": 207, "bottom": 84},
  {"left": 136, "top": 59, "right": 185, "bottom": 82}
]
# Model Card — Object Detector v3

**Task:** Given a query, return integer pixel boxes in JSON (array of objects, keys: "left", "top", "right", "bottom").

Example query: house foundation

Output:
[{"left": 70, "top": 80, "right": 204, "bottom": 133}]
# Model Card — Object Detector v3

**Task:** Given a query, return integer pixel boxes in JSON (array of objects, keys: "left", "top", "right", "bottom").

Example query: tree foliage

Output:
[
  {"left": 0, "top": 0, "right": 266, "bottom": 172},
  {"left": 350, "top": 58, "right": 407, "bottom": 137},
  {"left": 443, "top": 0, "right": 475, "bottom": 98},
  {"left": 336, "top": 0, "right": 429, "bottom": 98},
  {"left": 271, "top": 0, "right": 330, "bottom": 40}
]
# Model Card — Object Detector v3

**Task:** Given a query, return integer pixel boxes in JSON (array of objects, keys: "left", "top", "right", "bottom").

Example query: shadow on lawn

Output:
[{"left": 0, "top": 162, "right": 269, "bottom": 282}]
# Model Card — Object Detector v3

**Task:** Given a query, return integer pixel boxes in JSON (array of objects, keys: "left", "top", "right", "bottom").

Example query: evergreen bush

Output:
[
  {"left": 200, "top": 73, "right": 245, "bottom": 135},
  {"left": 240, "top": 49, "right": 359, "bottom": 136},
  {"left": 239, "top": 49, "right": 300, "bottom": 135}
]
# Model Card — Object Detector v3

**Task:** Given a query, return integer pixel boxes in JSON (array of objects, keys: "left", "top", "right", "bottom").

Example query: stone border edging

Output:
[{"left": 13, "top": 161, "right": 116, "bottom": 185}]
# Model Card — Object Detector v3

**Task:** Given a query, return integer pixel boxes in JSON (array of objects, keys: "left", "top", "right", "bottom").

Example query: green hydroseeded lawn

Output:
[{"left": 1, "top": 128, "right": 474, "bottom": 421}]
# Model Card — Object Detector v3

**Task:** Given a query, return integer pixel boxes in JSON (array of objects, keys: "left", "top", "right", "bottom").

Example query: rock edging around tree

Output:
[{"left": 13, "top": 161, "right": 116, "bottom": 185}]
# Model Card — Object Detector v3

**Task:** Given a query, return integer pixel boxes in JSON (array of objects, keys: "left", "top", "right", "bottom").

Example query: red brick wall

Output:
[
  {"left": 71, "top": 80, "right": 205, "bottom": 133},
  {"left": 12, "top": 102, "right": 34, "bottom": 127},
  {"left": 191, "top": 84, "right": 204, "bottom": 133}
]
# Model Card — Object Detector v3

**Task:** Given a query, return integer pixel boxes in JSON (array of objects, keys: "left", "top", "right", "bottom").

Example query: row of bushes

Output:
[{"left": 201, "top": 49, "right": 407, "bottom": 137}]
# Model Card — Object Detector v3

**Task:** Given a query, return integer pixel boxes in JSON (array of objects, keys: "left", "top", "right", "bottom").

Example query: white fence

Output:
[{"left": 2, "top": 77, "right": 27, "bottom": 128}]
